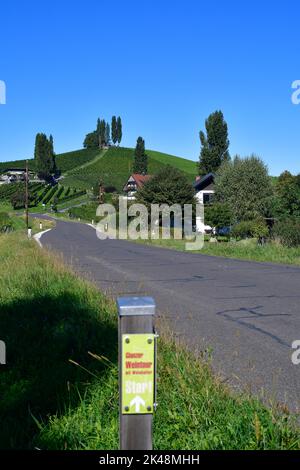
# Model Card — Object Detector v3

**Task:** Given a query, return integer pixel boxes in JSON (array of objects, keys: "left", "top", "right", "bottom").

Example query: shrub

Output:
[
  {"left": 205, "top": 202, "right": 232, "bottom": 230},
  {"left": 104, "top": 185, "right": 117, "bottom": 193},
  {"left": 272, "top": 218, "right": 300, "bottom": 247},
  {"left": 231, "top": 219, "right": 269, "bottom": 240},
  {"left": 0, "top": 212, "right": 13, "bottom": 233},
  {"left": 251, "top": 219, "right": 269, "bottom": 240},
  {"left": 10, "top": 189, "right": 34, "bottom": 209}
]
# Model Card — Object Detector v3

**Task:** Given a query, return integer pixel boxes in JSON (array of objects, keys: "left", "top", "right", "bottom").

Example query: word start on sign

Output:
[{"left": 122, "top": 334, "right": 155, "bottom": 414}]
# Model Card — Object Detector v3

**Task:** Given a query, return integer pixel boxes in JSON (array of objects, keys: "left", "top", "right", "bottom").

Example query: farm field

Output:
[
  {"left": 0, "top": 148, "right": 101, "bottom": 174},
  {"left": 0, "top": 182, "right": 88, "bottom": 211},
  {"left": 0, "top": 147, "right": 198, "bottom": 205},
  {"left": 63, "top": 147, "right": 198, "bottom": 191}
]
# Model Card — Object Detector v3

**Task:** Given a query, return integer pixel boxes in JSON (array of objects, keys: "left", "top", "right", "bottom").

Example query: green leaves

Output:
[
  {"left": 215, "top": 155, "right": 272, "bottom": 222},
  {"left": 137, "top": 165, "right": 195, "bottom": 208},
  {"left": 34, "top": 133, "right": 56, "bottom": 179},
  {"left": 133, "top": 136, "right": 148, "bottom": 174},
  {"left": 199, "top": 110, "right": 230, "bottom": 175}
]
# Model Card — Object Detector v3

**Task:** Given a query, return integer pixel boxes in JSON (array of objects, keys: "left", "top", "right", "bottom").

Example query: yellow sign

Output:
[{"left": 122, "top": 334, "right": 155, "bottom": 414}]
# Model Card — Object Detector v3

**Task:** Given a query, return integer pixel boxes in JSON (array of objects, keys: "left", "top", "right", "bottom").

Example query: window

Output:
[{"left": 203, "top": 193, "right": 214, "bottom": 204}]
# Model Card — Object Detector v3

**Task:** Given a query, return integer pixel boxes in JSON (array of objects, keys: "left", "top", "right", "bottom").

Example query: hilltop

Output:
[{"left": 0, "top": 147, "right": 198, "bottom": 192}]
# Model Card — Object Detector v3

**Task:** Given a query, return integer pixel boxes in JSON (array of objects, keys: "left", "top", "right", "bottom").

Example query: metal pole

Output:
[{"left": 117, "top": 296, "right": 156, "bottom": 450}]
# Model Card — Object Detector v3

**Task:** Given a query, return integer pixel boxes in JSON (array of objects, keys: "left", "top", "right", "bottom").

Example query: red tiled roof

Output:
[{"left": 131, "top": 174, "right": 152, "bottom": 188}]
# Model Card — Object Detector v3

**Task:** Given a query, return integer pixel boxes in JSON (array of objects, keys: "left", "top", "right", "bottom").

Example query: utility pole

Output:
[
  {"left": 25, "top": 159, "right": 29, "bottom": 229},
  {"left": 99, "top": 180, "right": 104, "bottom": 204}
]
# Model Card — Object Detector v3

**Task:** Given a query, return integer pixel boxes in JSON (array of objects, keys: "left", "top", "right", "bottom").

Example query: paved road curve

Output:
[{"left": 40, "top": 218, "right": 300, "bottom": 411}]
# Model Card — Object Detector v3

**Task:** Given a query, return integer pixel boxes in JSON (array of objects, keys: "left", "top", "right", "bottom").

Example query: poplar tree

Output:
[
  {"left": 133, "top": 137, "right": 148, "bottom": 174},
  {"left": 105, "top": 122, "right": 110, "bottom": 145},
  {"left": 111, "top": 115, "right": 117, "bottom": 145},
  {"left": 34, "top": 133, "right": 55, "bottom": 179},
  {"left": 117, "top": 116, "right": 122, "bottom": 146},
  {"left": 96, "top": 118, "right": 101, "bottom": 147},
  {"left": 198, "top": 110, "right": 230, "bottom": 175},
  {"left": 49, "top": 134, "right": 57, "bottom": 174}
]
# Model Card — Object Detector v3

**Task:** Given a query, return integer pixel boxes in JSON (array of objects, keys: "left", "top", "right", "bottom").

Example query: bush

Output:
[
  {"left": 231, "top": 219, "right": 269, "bottom": 240},
  {"left": 251, "top": 219, "right": 269, "bottom": 240},
  {"left": 104, "top": 185, "right": 117, "bottom": 193},
  {"left": 205, "top": 202, "right": 232, "bottom": 230},
  {"left": 272, "top": 218, "right": 300, "bottom": 247},
  {"left": 215, "top": 155, "right": 272, "bottom": 221},
  {"left": 0, "top": 212, "right": 13, "bottom": 233},
  {"left": 10, "top": 189, "right": 34, "bottom": 209}
]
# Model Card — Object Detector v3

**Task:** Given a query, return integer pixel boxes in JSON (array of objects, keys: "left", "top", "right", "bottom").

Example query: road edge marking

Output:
[{"left": 33, "top": 229, "right": 52, "bottom": 248}]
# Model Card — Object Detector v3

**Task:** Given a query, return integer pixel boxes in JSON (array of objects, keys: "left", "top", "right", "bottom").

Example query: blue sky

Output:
[{"left": 0, "top": 0, "right": 299, "bottom": 175}]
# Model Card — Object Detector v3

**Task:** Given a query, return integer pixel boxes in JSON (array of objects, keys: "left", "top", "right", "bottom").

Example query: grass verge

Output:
[
  {"left": 133, "top": 237, "right": 300, "bottom": 266},
  {"left": 0, "top": 232, "right": 299, "bottom": 449}
]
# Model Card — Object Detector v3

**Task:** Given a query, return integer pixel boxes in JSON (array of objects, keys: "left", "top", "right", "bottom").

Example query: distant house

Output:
[
  {"left": 123, "top": 174, "right": 152, "bottom": 200},
  {"left": 193, "top": 173, "right": 215, "bottom": 233},
  {"left": 0, "top": 168, "right": 37, "bottom": 184},
  {"left": 194, "top": 173, "right": 215, "bottom": 205}
]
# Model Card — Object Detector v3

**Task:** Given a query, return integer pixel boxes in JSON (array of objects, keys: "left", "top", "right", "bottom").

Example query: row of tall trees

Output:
[
  {"left": 83, "top": 116, "right": 122, "bottom": 149},
  {"left": 34, "top": 133, "right": 57, "bottom": 179}
]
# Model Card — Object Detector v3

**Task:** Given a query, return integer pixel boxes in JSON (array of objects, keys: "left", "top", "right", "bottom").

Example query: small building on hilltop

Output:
[{"left": 123, "top": 174, "right": 152, "bottom": 200}]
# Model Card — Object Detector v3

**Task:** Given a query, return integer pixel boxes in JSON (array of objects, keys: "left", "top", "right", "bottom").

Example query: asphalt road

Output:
[{"left": 38, "top": 218, "right": 300, "bottom": 411}]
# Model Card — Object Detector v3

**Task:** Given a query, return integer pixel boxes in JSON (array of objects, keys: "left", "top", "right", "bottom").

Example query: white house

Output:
[
  {"left": 194, "top": 173, "right": 215, "bottom": 233},
  {"left": 123, "top": 174, "right": 152, "bottom": 200}
]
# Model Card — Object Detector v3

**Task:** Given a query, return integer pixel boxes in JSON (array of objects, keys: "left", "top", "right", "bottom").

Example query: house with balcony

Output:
[{"left": 123, "top": 174, "right": 152, "bottom": 200}]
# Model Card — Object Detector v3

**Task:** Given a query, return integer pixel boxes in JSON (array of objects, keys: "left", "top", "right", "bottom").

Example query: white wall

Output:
[{"left": 195, "top": 189, "right": 214, "bottom": 204}]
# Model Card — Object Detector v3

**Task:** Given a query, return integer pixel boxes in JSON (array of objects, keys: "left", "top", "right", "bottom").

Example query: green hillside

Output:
[
  {"left": 147, "top": 149, "right": 197, "bottom": 176},
  {"left": 63, "top": 147, "right": 197, "bottom": 191},
  {"left": 0, "top": 148, "right": 101, "bottom": 173},
  {"left": 0, "top": 158, "right": 36, "bottom": 172},
  {"left": 0, "top": 147, "right": 197, "bottom": 192},
  {"left": 55, "top": 148, "right": 102, "bottom": 173}
]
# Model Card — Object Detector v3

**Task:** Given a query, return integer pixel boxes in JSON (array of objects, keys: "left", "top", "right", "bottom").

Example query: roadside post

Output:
[{"left": 117, "top": 296, "right": 157, "bottom": 450}]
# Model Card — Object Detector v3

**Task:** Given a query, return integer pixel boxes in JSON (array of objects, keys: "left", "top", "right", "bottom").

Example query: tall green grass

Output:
[
  {"left": 0, "top": 233, "right": 299, "bottom": 449},
  {"left": 134, "top": 237, "right": 300, "bottom": 266}
]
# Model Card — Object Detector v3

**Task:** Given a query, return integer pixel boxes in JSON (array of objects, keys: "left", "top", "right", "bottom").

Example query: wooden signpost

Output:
[{"left": 117, "top": 296, "right": 157, "bottom": 450}]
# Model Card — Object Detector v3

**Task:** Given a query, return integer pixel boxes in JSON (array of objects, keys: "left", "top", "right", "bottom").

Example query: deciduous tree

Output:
[
  {"left": 199, "top": 111, "right": 230, "bottom": 175},
  {"left": 136, "top": 165, "right": 195, "bottom": 208},
  {"left": 215, "top": 155, "right": 272, "bottom": 222}
]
